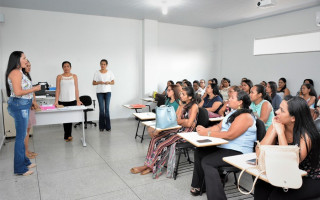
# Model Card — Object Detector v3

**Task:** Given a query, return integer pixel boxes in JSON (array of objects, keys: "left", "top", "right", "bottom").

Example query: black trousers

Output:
[
  {"left": 58, "top": 100, "right": 77, "bottom": 139},
  {"left": 191, "top": 146, "right": 242, "bottom": 200},
  {"left": 254, "top": 177, "right": 320, "bottom": 200}
]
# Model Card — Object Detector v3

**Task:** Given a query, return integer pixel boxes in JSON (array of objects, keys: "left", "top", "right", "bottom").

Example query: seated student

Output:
[
  {"left": 199, "top": 83, "right": 223, "bottom": 117},
  {"left": 162, "top": 80, "right": 174, "bottom": 95},
  {"left": 164, "top": 84, "right": 180, "bottom": 112},
  {"left": 212, "top": 78, "right": 218, "bottom": 85},
  {"left": 266, "top": 81, "right": 282, "bottom": 112},
  {"left": 190, "top": 90, "right": 257, "bottom": 199},
  {"left": 130, "top": 86, "right": 198, "bottom": 178},
  {"left": 183, "top": 80, "right": 192, "bottom": 87},
  {"left": 193, "top": 80, "right": 205, "bottom": 97},
  {"left": 219, "top": 78, "right": 231, "bottom": 101},
  {"left": 207, "top": 79, "right": 213, "bottom": 85},
  {"left": 241, "top": 79, "right": 253, "bottom": 94},
  {"left": 300, "top": 83, "right": 318, "bottom": 109},
  {"left": 254, "top": 96, "right": 320, "bottom": 200},
  {"left": 260, "top": 81, "right": 267, "bottom": 88},
  {"left": 250, "top": 84, "right": 274, "bottom": 130},
  {"left": 218, "top": 85, "right": 241, "bottom": 117},
  {"left": 176, "top": 81, "right": 183, "bottom": 93},
  {"left": 277, "top": 77, "right": 290, "bottom": 99},
  {"left": 296, "top": 79, "right": 315, "bottom": 96},
  {"left": 239, "top": 77, "right": 247, "bottom": 87},
  {"left": 200, "top": 79, "right": 206, "bottom": 90}
]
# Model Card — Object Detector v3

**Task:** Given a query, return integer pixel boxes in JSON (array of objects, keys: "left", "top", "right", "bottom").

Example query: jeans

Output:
[
  {"left": 58, "top": 100, "right": 77, "bottom": 139},
  {"left": 97, "top": 92, "right": 111, "bottom": 130},
  {"left": 7, "top": 97, "right": 32, "bottom": 174}
]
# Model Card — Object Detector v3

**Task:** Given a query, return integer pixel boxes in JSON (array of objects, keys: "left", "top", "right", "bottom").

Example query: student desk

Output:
[
  {"left": 123, "top": 104, "right": 151, "bottom": 112},
  {"left": 141, "top": 120, "right": 181, "bottom": 142},
  {"left": 223, "top": 153, "right": 307, "bottom": 183},
  {"left": 178, "top": 132, "right": 228, "bottom": 147},
  {"left": 35, "top": 106, "right": 87, "bottom": 147},
  {"left": 141, "top": 97, "right": 156, "bottom": 103},
  {"left": 132, "top": 112, "right": 156, "bottom": 143}
]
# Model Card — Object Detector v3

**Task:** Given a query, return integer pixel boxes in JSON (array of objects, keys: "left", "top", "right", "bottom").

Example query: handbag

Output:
[
  {"left": 155, "top": 105, "right": 178, "bottom": 129},
  {"left": 238, "top": 142, "right": 302, "bottom": 195}
]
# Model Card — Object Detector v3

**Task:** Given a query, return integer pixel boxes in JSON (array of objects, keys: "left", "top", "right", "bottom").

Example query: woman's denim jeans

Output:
[
  {"left": 96, "top": 92, "right": 111, "bottom": 130},
  {"left": 7, "top": 97, "right": 32, "bottom": 174}
]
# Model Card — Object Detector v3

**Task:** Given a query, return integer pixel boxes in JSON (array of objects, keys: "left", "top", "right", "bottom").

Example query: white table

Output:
[
  {"left": 35, "top": 106, "right": 87, "bottom": 147},
  {"left": 141, "top": 97, "right": 156, "bottom": 102},
  {"left": 132, "top": 112, "right": 156, "bottom": 142},
  {"left": 223, "top": 153, "right": 307, "bottom": 183},
  {"left": 178, "top": 132, "right": 228, "bottom": 147}
]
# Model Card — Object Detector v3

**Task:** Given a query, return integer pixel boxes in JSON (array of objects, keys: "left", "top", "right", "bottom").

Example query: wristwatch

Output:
[{"left": 207, "top": 130, "right": 211, "bottom": 137}]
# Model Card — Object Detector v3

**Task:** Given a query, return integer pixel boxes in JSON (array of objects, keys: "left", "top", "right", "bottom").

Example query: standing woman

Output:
[
  {"left": 54, "top": 61, "right": 82, "bottom": 141},
  {"left": 22, "top": 60, "right": 40, "bottom": 159},
  {"left": 277, "top": 77, "right": 290, "bottom": 99},
  {"left": 5, "top": 51, "right": 41, "bottom": 176},
  {"left": 92, "top": 59, "right": 115, "bottom": 132}
]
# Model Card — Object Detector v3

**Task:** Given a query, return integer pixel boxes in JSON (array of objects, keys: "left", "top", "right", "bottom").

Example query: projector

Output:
[{"left": 257, "top": 0, "right": 275, "bottom": 7}]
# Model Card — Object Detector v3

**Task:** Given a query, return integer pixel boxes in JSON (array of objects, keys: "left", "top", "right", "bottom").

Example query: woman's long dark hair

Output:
[
  {"left": 284, "top": 96, "right": 320, "bottom": 167},
  {"left": 210, "top": 83, "right": 223, "bottom": 100},
  {"left": 182, "top": 86, "right": 196, "bottom": 111},
  {"left": 301, "top": 83, "right": 318, "bottom": 107},
  {"left": 279, "top": 77, "right": 287, "bottom": 92},
  {"left": 168, "top": 85, "right": 180, "bottom": 104},
  {"left": 227, "top": 90, "right": 252, "bottom": 124},
  {"left": 242, "top": 79, "right": 253, "bottom": 92},
  {"left": 268, "top": 81, "right": 277, "bottom": 99},
  {"left": 303, "top": 79, "right": 314, "bottom": 86},
  {"left": 5, "top": 51, "right": 23, "bottom": 97},
  {"left": 254, "top": 84, "right": 272, "bottom": 104},
  {"left": 22, "top": 60, "right": 32, "bottom": 81}
]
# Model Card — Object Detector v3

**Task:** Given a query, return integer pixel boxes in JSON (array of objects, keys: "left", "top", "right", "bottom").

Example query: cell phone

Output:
[
  {"left": 197, "top": 139, "right": 212, "bottom": 143},
  {"left": 246, "top": 158, "right": 256, "bottom": 165}
]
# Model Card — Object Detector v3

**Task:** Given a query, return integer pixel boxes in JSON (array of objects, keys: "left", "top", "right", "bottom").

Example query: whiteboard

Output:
[{"left": 254, "top": 31, "right": 320, "bottom": 55}]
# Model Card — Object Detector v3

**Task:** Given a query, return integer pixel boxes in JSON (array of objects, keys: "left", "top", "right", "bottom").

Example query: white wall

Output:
[
  {"left": 217, "top": 6, "right": 320, "bottom": 94},
  {"left": 0, "top": 7, "right": 217, "bottom": 121},
  {"left": 0, "top": 7, "right": 143, "bottom": 120},
  {"left": 156, "top": 22, "right": 218, "bottom": 92}
]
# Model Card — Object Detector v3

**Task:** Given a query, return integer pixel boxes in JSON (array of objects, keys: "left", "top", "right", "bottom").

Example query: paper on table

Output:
[{"left": 178, "top": 132, "right": 228, "bottom": 147}]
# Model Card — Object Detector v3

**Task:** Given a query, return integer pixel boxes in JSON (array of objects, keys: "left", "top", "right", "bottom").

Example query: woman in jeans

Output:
[
  {"left": 93, "top": 59, "right": 115, "bottom": 132},
  {"left": 54, "top": 61, "right": 82, "bottom": 141},
  {"left": 5, "top": 51, "right": 41, "bottom": 176}
]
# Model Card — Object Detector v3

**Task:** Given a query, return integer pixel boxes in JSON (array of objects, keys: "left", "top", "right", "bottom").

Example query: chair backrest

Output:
[
  {"left": 256, "top": 118, "right": 266, "bottom": 142},
  {"left": 197, "top": 107, "right": 209, "bottom": 128},
  {"left": 315, "top": 118, "right": 320, "bottom": 133},
  {"left": 79, "top": 95, "right": 92, "bottom": 106}
]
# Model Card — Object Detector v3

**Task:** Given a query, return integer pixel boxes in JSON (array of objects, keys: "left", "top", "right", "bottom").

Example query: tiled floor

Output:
[{"left": 0, "top": 119, "right": 254, "bottom": 200}]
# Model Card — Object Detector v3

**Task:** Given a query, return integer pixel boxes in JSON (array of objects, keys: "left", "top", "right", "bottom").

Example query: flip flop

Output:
[
  {"left": 22, "top": 170, "right": 34, "bottom": 176},
  {"left": 30, "top": 152, "right": 38, "bottom": 156},
  {"left": 27, "top": 163, "right": 37, "bottom": 169},
  {"left": 140, "top": 168, "right": 152, "bottom": 175},
  {"left": 130, "top": 167, "right": 142, "bottom": 174}
]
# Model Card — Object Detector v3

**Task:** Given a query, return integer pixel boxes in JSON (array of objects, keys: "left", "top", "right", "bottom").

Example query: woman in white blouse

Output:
[
  {"left": 54, "top": 61, "right": 82, "bottom": 141},
  {"left": 93, "top": 59, "right": 115, "bottom": 132}
]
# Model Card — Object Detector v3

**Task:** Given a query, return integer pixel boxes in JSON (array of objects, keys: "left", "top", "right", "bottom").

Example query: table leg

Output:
[
  {"left": 81, "top": 114, "right": 87, "bottom": 147},
  {"left": 141, "top": 125, "right": 146, "bottom": 143},
  {"left": 135, "top": 120, "right": 141, "bottom": 139}
]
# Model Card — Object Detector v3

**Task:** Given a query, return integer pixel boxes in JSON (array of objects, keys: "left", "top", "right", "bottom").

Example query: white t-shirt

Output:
[
  {"left": 196, "top": 88, "right": 205, "bottom": 97},
  {"left": 93, "top": 70, "right": 115, "bottom": 93}
]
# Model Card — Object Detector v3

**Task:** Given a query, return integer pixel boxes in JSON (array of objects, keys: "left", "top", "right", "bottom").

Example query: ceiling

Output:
[{"left": 1, "top": 0, "right": 320, "bottom": 28}]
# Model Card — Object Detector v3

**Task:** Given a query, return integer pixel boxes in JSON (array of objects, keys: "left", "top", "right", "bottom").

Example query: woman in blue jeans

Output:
[
  {"left": 92, "top": 59, "right": 115, "bottom": 132},
  {"left": 5, "top": 51, "right": 41, "bottom": 176}
]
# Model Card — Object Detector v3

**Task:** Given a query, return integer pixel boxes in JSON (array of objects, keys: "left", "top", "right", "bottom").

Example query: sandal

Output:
[
  {"left": 27, "top": 163, "right": 37, "bottom": 169},
  {"left": 67, "top": 137, "right": 73, "bottom": 141},
  {"left": 190, "top": 187, "right": 201, "bottom": 196},
  {"left": 140, "top": 168, "right": 152, "bottom": 175},
  {"left": 130, "top": 167, "right": 141, "bottom": 174},
  {"left": 27, "top": 154, "right": 36, "bottom": 159},
  {"left": 30, "top": 152, "right": 38, "bottom": 156},
  {"left": 22, "top": 170, "right": 34, "bottom": 176}
]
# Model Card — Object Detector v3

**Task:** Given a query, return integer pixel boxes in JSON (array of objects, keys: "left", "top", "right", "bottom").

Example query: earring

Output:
[{"left": 238, "top": 105, "right": 241, "bottom": 110}]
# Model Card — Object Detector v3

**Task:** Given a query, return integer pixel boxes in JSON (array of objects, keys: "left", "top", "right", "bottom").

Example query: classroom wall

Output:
[
  {"left": 217, "top": 6, "right": 320, "bottom": 94},
  {"left": 0, "top": 7, "right": 217, "bottom": 120}
]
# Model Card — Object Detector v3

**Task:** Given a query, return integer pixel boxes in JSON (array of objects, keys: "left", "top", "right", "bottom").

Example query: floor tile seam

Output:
[
  {"left": 74, "top": 187, "right": 140, "bottom": 200},
  {"left": 35, "top": 162, "right": 109, "bottom": 176},
  {"left": 86, "top": 137, "right": 143, "bottom": 200},
  {"left": 30, "top": 137, "right": 42, "bottom": 200}
]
